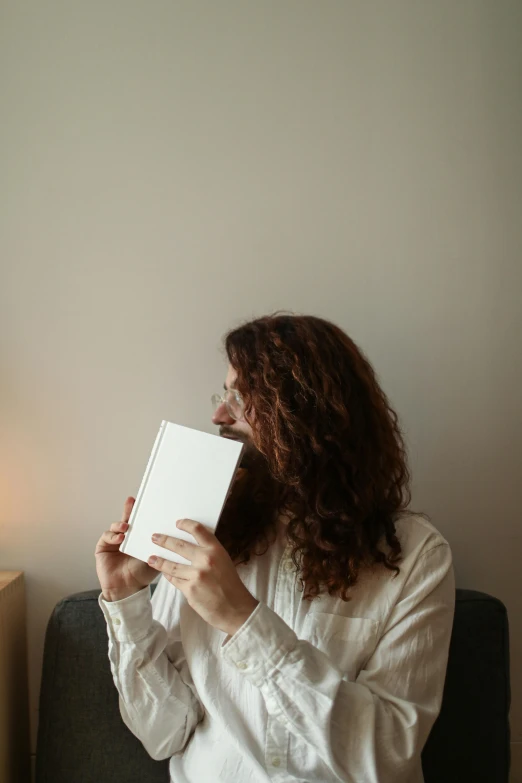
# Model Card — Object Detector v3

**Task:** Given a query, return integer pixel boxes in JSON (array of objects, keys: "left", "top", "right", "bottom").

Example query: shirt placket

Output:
[{"left": 265, "top": 543, "right": 296, "bottom": 780}]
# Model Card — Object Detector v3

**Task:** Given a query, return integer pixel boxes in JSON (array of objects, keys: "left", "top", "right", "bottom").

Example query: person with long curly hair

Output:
[{"left": 98, "top": 312, "right": 455, "bottom": 783}]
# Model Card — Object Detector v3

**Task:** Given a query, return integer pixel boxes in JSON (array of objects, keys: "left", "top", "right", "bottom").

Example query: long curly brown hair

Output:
[{"left": 216, "top": 312, "right": 411, "bottom": 601}]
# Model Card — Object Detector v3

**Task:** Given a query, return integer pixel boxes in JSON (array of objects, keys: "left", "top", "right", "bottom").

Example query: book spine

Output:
[{"left": 119, "top": 420, "right": 168, "bottom": 554}]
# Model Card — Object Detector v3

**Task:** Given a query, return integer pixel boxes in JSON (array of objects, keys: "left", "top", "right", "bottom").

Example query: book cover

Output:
[{"left": 119, "top": 421, "right": 244, "bottom": 565}]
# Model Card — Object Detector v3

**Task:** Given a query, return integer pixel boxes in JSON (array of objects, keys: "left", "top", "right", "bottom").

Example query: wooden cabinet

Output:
[{"left": 0, "top": 572, "right": 31, "bottom": 783}]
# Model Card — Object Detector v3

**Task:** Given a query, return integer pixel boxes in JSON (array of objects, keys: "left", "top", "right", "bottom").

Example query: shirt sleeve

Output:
[
  {"left": 221, "top": 542, "right": 455, "bottom": 782},
  {"left": 98, "top": 576, "right": 204, "bottom": 761}
]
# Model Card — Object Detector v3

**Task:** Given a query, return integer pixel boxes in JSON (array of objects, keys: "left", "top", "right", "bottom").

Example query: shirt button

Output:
[
  {"left": 113, "top": 618, "right": 121, "bottom": 626},
  {"left": 236, "top": 661, "right": 248, "bottom": 670},
  {"left": 272, "top": 757, "right": 281, "bottom": 767},
  {"left": 284, "top": 560, "right": 294, "bottom": 572}
]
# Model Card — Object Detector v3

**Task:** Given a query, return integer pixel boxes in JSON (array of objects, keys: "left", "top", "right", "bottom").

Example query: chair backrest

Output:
[
  {"left": 421, "top": 589, "right": 510, "bottom": 782},
  {"left": 35, "top": 583, "right": 170, "bottom": 783},
  {"left": 35, "top": 587, "right": 510, "bottom": 783}
]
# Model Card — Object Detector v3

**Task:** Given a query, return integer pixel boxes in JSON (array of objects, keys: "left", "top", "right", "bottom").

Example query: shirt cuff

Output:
[
  {"left": 221, "top": 602, "right": 298, "bottom": 687},
  {"left": 98, "top": 585, "right": 153, "bottom": 642}
]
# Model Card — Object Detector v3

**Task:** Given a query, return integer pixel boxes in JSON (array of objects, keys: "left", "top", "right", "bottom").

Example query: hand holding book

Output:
[
  {"left": 95, "top": 422, "right": 244, "bottom": 605},
  {"left": 147, "top": 517, "right": 259, "bottom": 636},
  {"left": 95, "top": 496, "right": 158, "bottom": 602}
]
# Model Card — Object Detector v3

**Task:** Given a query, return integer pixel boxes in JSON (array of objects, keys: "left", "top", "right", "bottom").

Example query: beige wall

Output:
[{"left": 2, "top": 1, "right": 521, "bottom": 779}]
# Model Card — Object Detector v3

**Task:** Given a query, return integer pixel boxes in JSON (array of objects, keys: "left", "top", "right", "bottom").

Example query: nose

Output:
[{"left": 212, "top": 401, "right": 235, "bottom": 427}]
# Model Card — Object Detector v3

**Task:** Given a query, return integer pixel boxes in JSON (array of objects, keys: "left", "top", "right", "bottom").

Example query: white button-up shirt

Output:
[{"left": 99, "top": 514, "right": 455, "bottom": 782}]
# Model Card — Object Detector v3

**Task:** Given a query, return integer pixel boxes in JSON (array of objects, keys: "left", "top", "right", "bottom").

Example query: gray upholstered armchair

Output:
[{"left": 35, "top": 586, "right": 511, "bottom": 783}]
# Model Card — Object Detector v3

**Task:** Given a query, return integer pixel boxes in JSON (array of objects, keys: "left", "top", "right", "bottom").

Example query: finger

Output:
[
  {"left": 164, "top": 574, "right": 186, "bottom": 588},
  {"left": 175, "top": 518, "right": 214, "bottom": 546},
  {"left": 147, "top": 555, "right": 190, "bottom": 580},
  {"left": 151, "top": 533, "right": 198, "bottom": 561},
  {"left": 102, "top": 529, "right": 126, "bottom": 545},
  {"left": 110, "top": 520, "right": 130, "bottom": 533},
  {"left": 122, "top": 497, "right": 135, "bottom": 524}
]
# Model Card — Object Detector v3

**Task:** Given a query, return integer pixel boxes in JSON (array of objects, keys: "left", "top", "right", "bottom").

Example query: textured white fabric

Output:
[{"left": 99, "top": 514, "right": 455, "bottom": 782}]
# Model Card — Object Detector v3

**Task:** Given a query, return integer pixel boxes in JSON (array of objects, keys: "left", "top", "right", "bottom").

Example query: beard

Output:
[{"left": 219, "top": 427, "right": 260, "bottom": 470}]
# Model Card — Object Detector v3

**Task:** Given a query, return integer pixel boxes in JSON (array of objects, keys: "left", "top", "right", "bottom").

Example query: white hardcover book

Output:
[{"left": 119, "top": 421, "right": 244, "bottom": 565}]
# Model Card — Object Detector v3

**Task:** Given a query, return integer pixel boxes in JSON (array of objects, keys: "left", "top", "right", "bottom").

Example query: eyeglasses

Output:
[{"left": 211, "top": 389, "right": 245, "bottom": 421}]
